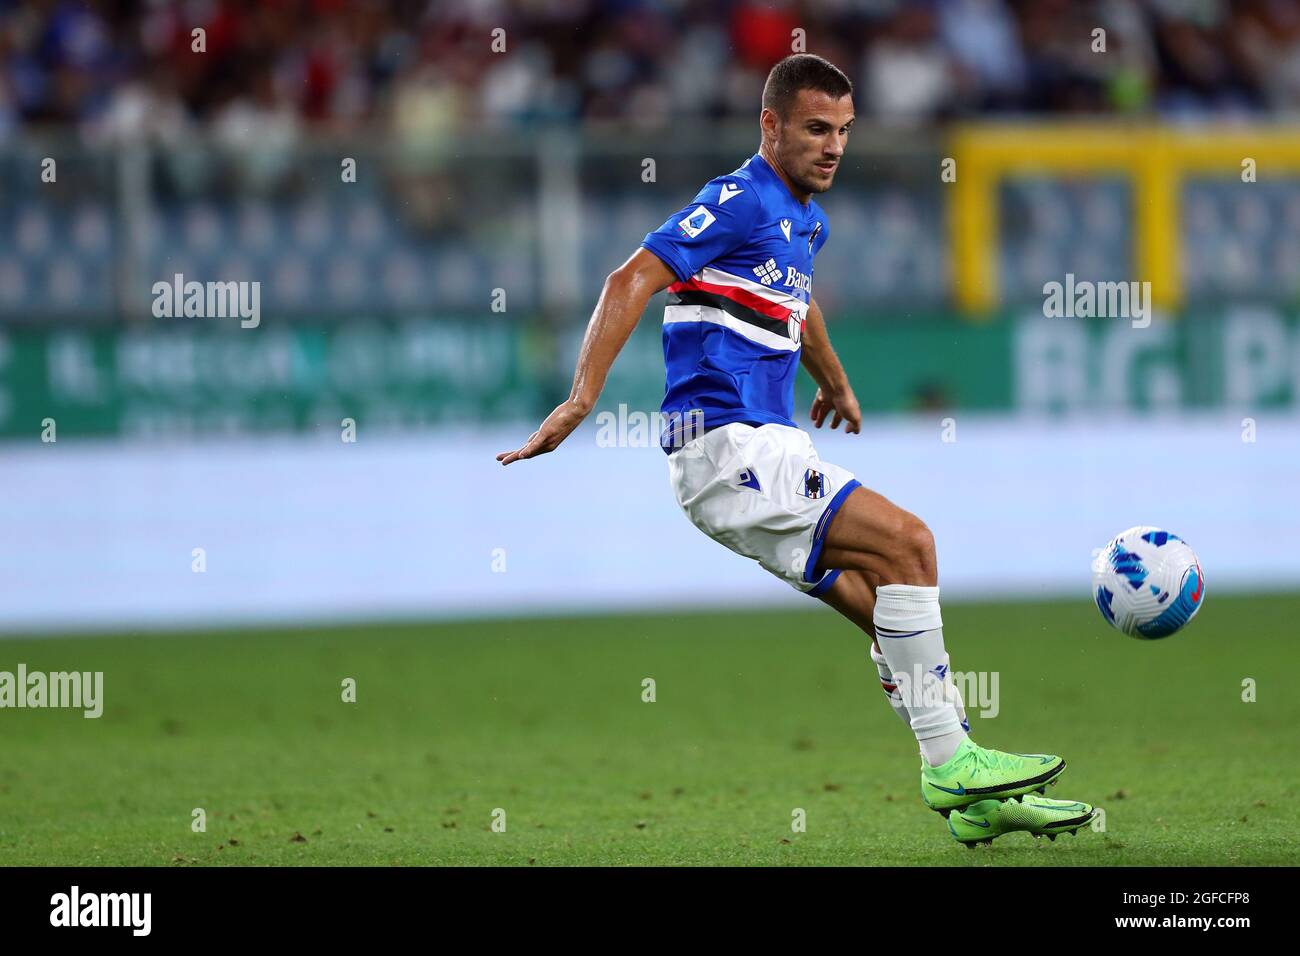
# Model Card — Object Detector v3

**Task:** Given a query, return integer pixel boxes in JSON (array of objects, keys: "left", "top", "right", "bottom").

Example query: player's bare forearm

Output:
[
  {"left": 567, "top": 250, "right": 674, "bottom": 413},
  {"left": 800, "top": 297, "right": 849, "bottom": 394},
  {"left": 802, "top": 297, "right": 862, "bottom": 433},
  {"left": 497, "top": 249, "right": 676, "bottom": 465}
]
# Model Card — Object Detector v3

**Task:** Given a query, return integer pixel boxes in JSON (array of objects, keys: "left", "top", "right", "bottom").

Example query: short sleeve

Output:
[{"left": 640, "top": 177, "right": 760, "bottom": 282}]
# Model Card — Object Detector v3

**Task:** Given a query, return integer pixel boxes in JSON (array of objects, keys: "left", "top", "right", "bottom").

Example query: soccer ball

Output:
[{"left": 1091, "top": 526, "right": 1205, "bottom": 639}]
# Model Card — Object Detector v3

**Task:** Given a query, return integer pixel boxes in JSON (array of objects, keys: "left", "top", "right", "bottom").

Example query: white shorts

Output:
[{"left": 667, "top": 422, "right": 861, "bottom": 596}]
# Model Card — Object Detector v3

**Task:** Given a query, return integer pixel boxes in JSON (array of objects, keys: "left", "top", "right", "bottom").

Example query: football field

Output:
[{"left": 1, "top": 593, "right": 1295, "bottom": 867}]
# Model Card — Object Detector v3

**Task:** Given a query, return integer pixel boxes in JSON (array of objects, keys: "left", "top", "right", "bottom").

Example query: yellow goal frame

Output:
[{"left": 949, "top": 124, "right": 1300, "bottom": 315}]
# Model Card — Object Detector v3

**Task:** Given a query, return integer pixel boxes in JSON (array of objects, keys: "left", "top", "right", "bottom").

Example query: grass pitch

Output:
[{"left": 1, "top": 594, "right": 1295, "bottom": 866}]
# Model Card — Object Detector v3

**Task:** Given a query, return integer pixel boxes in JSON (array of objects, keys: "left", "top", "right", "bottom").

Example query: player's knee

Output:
[
  {"left": 882, "top": 512, "right": 936, "bottom": 585},
  {"left": 907, "top": 516, "right": 936, "bottom": 569}
]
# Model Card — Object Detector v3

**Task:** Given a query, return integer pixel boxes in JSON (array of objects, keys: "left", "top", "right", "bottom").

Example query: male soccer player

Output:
[{"left": 499, "top": 54, "right": 1097, "bottom": 845}]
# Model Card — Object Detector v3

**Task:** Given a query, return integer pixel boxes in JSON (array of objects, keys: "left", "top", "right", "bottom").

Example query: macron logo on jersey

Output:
[
  {"left": 779, "top": 218, "right": 792, "bottom": 242},
  {"left": 677, "top": 205, "right": 716, "bottom": 239},
  {"left": 719, "top": 182, "right": 743, "bottom": 204}
]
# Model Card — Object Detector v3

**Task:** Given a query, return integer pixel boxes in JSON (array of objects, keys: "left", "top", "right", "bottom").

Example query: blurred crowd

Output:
[{"left": 2, "top": 0, "right": 1299, "bottom": 143}]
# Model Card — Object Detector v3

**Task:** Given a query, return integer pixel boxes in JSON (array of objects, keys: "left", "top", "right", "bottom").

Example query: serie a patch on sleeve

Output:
[{"left": 677, "top": 205, "right": 716, "bottom": 238}]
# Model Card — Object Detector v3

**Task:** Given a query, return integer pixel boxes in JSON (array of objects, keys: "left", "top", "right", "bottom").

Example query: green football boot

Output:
[
  {"left": 946, "top": 794, "right": 1098, "bottom": 847},
  {"left": 921, "top": 737, "right": 1065, "bottom": 814}
]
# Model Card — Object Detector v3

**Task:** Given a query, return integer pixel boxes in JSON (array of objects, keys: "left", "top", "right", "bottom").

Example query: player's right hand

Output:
[
  {"left": 496, "top": 400, "right": 589, "bottom": 465},
  {"left": 810, "top": 386, "right": 862, "bottom": 434}
]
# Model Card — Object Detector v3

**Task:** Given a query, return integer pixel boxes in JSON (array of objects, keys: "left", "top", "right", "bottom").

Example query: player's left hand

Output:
[
  {"left": 810, "top": 386, "right": 861, "bottom": 433},
  {"left": 496, "top": 400, "right": 589, "bottom": 465}
]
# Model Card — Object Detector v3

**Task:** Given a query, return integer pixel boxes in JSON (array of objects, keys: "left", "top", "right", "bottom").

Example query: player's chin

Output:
[{"left": 806, "top": 171, "right": 836, "bottom": 192}]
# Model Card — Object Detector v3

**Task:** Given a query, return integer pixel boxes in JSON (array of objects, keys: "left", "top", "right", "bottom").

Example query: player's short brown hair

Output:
[{"left": 761, "top": 54, "right": 853, "bottom": 118}]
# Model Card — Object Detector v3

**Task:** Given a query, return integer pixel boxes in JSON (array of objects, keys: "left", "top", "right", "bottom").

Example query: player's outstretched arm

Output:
[
  {"left": 497, "top": 248, "right": 676, "bottom": 465},
  {"left": 801, "top": 297, "right": 862, "bottom": 433}
]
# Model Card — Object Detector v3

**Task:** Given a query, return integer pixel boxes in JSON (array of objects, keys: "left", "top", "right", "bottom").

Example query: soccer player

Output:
[{"left": 498, "top": 54, "right": 1097, "bottom": 845}]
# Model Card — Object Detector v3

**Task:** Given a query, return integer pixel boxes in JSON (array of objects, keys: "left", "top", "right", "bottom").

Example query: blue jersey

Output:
[{"left": 640, "top": 151, "right": 829, "bottom": 451}]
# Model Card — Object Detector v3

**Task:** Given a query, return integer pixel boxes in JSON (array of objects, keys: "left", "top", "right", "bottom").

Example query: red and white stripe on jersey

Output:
[
  {"left": 689, "top": 266, "right": 807, "bottom": 313},
  {"left": 663, "top": 266, "right": 808, "bottom": 353}
]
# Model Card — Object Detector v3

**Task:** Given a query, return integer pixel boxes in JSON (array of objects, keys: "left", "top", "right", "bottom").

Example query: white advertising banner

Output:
[{"left": 2, "top": 414, "right": 1296, "bottom": 634}]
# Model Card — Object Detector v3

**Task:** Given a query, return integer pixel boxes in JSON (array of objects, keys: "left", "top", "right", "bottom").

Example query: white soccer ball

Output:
[{"left": 1091, "top": 526, "right": 1205, "bottom": 639}]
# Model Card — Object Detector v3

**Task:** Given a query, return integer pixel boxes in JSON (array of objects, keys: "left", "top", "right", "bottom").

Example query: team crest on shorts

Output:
[{"left": 797, "top": 468, "right": 830, "bottom": 500}]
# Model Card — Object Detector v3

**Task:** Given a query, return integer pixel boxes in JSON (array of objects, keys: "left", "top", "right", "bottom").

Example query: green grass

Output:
[{"left": 0, "top": 594, "right": 1296, "bottom": 866}]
